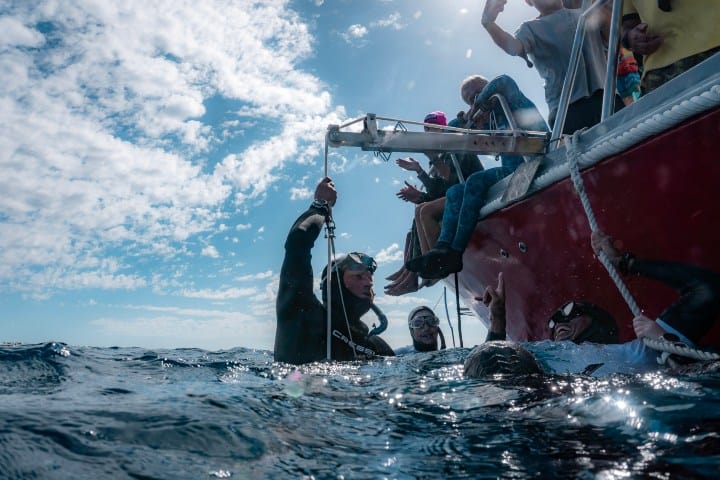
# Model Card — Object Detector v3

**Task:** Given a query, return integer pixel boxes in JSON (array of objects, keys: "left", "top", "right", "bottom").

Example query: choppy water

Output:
[{"left": 1, "top": 342, "right": 719, "bottom": 479}]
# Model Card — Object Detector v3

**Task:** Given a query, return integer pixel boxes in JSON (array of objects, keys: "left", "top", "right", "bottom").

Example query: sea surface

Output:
[{"left": 1, "top": 342, "right": 719, "bottom": 479}]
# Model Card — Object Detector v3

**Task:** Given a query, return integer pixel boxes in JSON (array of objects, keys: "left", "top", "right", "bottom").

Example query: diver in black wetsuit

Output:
[
  {"left": 274, "top": 177, "right": 395, "bottom": 364},
  {"left": 464, "top": 231, "right": 720, "bottom": 378}
]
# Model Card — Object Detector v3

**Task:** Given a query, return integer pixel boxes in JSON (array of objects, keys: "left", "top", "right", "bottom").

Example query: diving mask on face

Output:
[
  {"left": 340, "top": 252, "right": 377, "bottom": 274},
  {"left": 409, "top": 313, "right": 440, "bottom": 329}
]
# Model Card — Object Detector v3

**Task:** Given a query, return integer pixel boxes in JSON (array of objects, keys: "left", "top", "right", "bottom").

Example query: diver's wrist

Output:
[{"left": 311, "top": 199, "right": 330, "bottom": 215}]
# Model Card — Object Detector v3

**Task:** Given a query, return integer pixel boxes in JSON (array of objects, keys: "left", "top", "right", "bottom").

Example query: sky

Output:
[{"left": 0, "top": 0, "right": 548, "bottom": 351}]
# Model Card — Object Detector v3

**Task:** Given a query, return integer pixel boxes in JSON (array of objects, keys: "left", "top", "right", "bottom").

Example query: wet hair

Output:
[{"left": 464, "top": 341, "right": 543, "bottom": 378}]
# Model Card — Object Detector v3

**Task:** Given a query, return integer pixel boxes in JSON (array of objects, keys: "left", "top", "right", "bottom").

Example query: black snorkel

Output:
[{"left": 368, "top": 303, "right": 388, "bottom": 337}]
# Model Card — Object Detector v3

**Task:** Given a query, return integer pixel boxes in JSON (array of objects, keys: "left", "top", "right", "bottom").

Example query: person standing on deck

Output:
[{"left": 481, "top": 0, "right": 623, "bottom": 134}]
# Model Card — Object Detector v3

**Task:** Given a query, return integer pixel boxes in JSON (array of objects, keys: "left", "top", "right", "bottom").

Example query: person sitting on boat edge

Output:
[
  {"left": 275, "top": 177, "right": 395, "bottom": 364},
  {"left": 395, "top": 306, "right": 447, "bottom": 355},
  {"left": 464, "top": 231, "right": 720, "bottom": 378},
  {"left": 386, "top": 111, "right": 483, "bottom": 296},
  {"left": 406, "top": 74, "right": 549, "bottom": 280},
  {"left": 621, "top": 0, "right": 720, "bottom": 94}
]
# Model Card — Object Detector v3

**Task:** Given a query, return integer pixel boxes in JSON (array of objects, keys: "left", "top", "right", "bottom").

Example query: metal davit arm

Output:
[{"left": 326, "top": 113, "right": 548, "bottom": 158}]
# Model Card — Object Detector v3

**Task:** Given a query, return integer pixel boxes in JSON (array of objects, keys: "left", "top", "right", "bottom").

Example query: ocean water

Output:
[{"left": 1, "top": 342, "right": 719, "bottom": 479}]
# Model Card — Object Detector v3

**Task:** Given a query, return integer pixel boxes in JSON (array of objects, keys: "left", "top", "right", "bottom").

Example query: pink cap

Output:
[{"left": 423, "top": 111, "right": 447, "bottom": 126}]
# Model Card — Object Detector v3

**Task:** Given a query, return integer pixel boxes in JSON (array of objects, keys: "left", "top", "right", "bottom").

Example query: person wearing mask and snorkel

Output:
[{"left": 275, "top": 177, "right": 395, "bottom": 364}]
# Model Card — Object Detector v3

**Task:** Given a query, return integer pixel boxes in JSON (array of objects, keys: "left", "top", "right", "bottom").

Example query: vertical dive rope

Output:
[
  {"left": 454, "top": 273, "right": 463, "bottom": 347},
  {"left": 323, "top": 132, "right": 333, "bottom": 360},
  {"left": 442, "top": 287, "right": 457, "bottom": 348}
]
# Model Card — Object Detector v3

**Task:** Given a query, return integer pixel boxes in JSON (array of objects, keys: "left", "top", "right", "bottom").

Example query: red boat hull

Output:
[{"left": 459, "top": 107, "right": 720, "bottom": 345}]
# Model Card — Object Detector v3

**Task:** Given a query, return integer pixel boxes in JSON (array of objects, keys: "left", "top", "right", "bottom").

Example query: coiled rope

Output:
[{"left": 566, "top": 133, "right": 719, "bottom": 362}]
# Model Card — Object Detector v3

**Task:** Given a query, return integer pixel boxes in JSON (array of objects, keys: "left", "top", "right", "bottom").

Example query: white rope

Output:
[
  {"left": 566, "top": 132, "right": 720, "bottom": 362},
  {"left": 644, "top": 337, "right": 720, "bottom": 362},
  {"left": 566, "top": 134, "right": 641, "bottom": 317}
]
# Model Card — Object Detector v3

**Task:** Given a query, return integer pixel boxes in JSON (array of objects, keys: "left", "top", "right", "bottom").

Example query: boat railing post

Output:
[
  {"left": 449, "top": 154, "right": 466, "bottom": 184},
  {"left": 602, "top": 0, "right": 623, "bottom": 120},
  {"left": 549, "top": 0, "right": 606, "bottom": 150},
  {"left": 323, "top": 130, "right": 333, "bottom": 361}
]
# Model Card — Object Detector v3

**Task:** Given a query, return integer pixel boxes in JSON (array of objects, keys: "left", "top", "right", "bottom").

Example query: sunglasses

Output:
[
  {"left": 409, "top": 314, "right": 440, "bottom": 329},
  {"left": 548, "top": 301, "right": 586, "bottom": 331},
  {"left": 342, "top": 252, "right": 377, "bottom": 274}
]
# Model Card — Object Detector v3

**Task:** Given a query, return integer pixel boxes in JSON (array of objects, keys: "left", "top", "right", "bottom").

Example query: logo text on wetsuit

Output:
[{"left": 332, "top": 329, "right": 376, "bottom": 357}]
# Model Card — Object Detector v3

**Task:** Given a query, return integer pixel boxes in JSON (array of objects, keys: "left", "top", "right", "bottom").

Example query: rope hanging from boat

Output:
[
  {"left": 566, "top": 133, "right": 641, "bottom": 317},
  {"left": 566, "top": 134, "right": 720, "bottom": 362},
  {"left": 454, "top": 273, "right": 464, "bottom": 348}
]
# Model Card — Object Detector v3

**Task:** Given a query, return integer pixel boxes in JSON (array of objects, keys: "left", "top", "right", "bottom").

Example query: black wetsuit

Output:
[{"left": 275, "top": 205, "right": 394, "bottom": 364}]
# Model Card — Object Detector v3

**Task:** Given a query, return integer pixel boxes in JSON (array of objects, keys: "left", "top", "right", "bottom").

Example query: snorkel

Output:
[{"left": 368, "top": 304, "right": 388, "bottom": 336}]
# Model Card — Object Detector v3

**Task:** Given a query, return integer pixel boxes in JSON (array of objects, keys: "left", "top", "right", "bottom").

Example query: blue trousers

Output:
[{"left": 438, "top": 156, "right": 522, "bottom": 252}]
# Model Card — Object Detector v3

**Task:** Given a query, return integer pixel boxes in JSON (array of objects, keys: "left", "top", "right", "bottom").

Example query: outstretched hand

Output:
[
  {"left": 476, "top": 272, "right": 506, "bottom": 333},
  {"left": 396, "top": 157, "right": 422, "bottom": 173},
  {"left": 396, "top": 181, "right": 423, "bottom": 203},
  {"left": 314, "top": 177, "right": 337, "bottom": 207}
]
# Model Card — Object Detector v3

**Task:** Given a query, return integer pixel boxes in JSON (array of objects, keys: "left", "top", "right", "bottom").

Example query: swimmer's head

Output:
[
  {"left": 407, "top": 306, "right": 441, "bottom": 351},
  {"left": 464, "top": 341, "right": 543, "bottom": 378},
  {"left": 548, "top": 301, "right": 619, "bottom": 344},
  {"left": 321, "top": 252, "right": 376, "bottom": 303}
]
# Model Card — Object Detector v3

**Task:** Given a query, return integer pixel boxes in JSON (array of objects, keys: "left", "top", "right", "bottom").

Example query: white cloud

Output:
[
  {"left": 236, "top": 270, "right": 273, "bottom": 282},
  {"left": 201, "top": 245, "right": 220, "bottom": 258},
  {"left": 236, "top": 223, "right": 252, "bottom": 231},
  {"left": 90, "top": 305, "right": 272, "bottom": 349},
  {"left": 374, "top": 243, "right": 404, "bottom": 265},
  {"left": 342, "top": 24, "right": 369, "bottom": 45},
  {"left": 0, "top": 0, "right": 340, "bottom": 297},
  {"left": 0, "top": 17, "right": 45, "bottom": 48},
  {"left": 290, "top": 187, "right": 313, "bottom": 201},
  {"left": 371, "top": 13, "right": 404, "bottom": 30},
  {"left": 180, "top": 286, "right": 257, "bottom": 300}
]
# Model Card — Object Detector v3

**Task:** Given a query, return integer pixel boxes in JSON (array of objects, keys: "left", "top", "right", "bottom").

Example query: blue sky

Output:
[{"left": 1, "top": 0, "right": 547, "bottom": 351}]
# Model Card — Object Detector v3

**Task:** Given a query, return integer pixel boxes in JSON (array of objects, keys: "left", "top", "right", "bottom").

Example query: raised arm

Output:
[
  {"left": 482, "top": 0, "right": 525, "bottom": 57},
  {"left": 477, "top": 272, "right": 507, "bottom": 342}
]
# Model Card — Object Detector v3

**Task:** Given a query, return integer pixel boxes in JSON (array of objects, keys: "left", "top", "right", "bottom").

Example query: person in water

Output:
[
  {"left": 395, "top": 306, "right": 447, "bottom": 354},
  {"left": 275, "top": 177, "right": 395, "bottom": 364},
  {"left": 406, "top": 74, "right": 549, "bottom": 280},
  {"left": 464, "top": 230, "right": 720, "bottom": 378}
]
